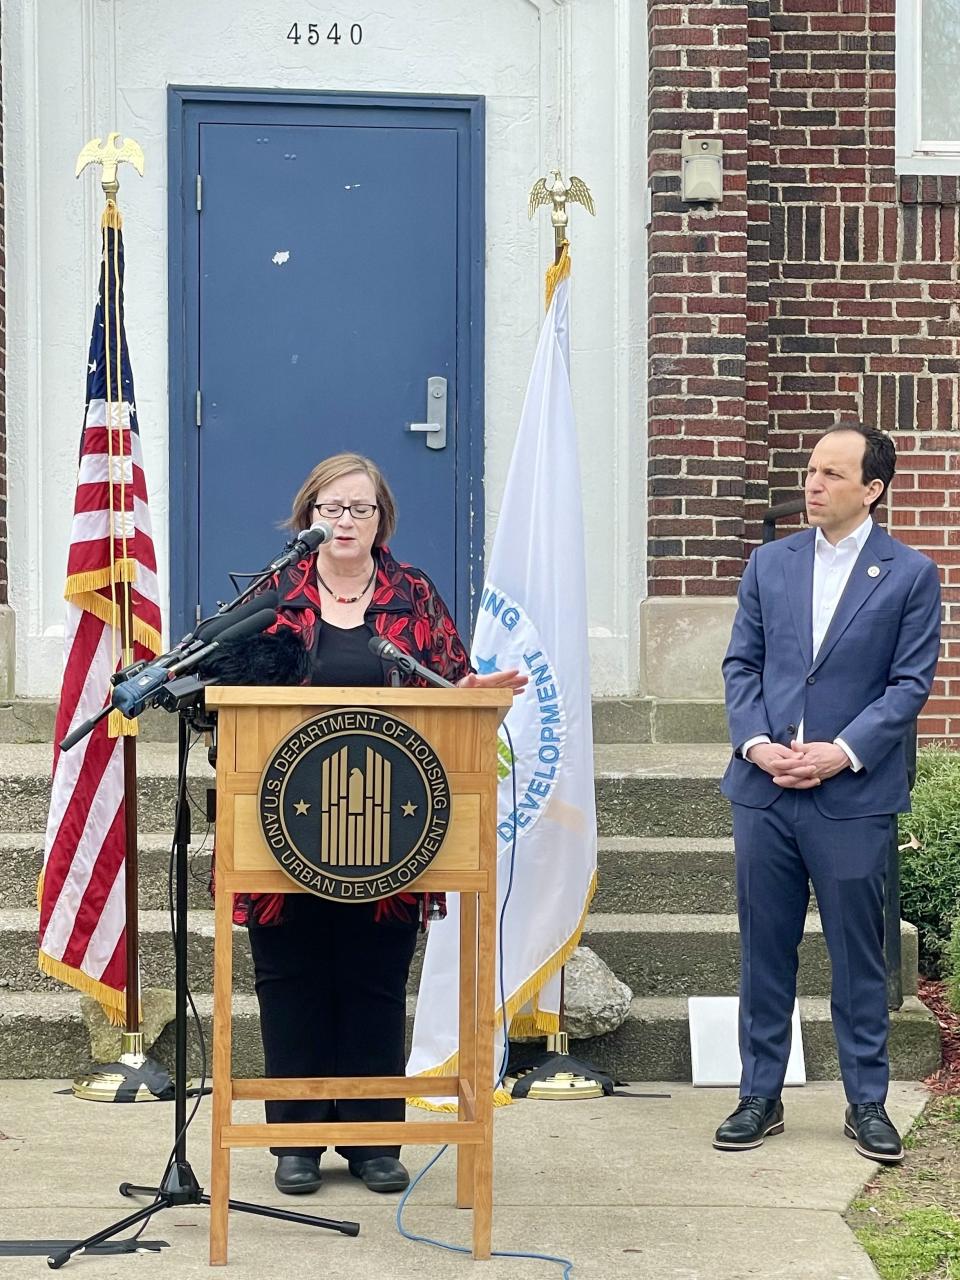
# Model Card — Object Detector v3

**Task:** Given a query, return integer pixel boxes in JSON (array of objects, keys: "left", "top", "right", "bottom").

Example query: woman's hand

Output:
[{"left": 457, "top": 669, "right": 528, "bottom": 696}]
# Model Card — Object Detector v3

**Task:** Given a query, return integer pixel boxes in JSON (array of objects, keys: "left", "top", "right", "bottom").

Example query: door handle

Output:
[{"left": 405, "top": 376, "right": 447, "bottom": 450}]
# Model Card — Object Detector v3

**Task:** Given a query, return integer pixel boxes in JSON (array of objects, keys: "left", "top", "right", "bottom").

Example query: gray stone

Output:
[
  {"left": 80, "top": 986, "right": 177, "bottom": 1062},
  {"left": 0, "top": 606, "right": 16, "bottom": 701},
  {"left": 639, "top": 596, "right": 738, "bottom": 701},
  {"left": 651, "top": 698, "right": 729, "bottom": 744},
  {"left": 563, "top": 945, "right": 632, "bottom": 1038}
]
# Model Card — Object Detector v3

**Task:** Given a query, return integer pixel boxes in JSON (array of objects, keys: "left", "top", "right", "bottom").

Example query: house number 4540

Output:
[{"left": 286, "top": 22, "right": 363, "bottom": 45}]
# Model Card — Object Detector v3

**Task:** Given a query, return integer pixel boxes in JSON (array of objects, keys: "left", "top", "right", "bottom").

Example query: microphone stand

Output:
[{"left": 45, "top": 566, "right": 359, "bottom": 1268}]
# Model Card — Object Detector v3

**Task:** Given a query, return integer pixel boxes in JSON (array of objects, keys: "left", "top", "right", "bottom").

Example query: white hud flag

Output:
[{"left": 408, "top": 247, "right": 597, "bottom": 1103}]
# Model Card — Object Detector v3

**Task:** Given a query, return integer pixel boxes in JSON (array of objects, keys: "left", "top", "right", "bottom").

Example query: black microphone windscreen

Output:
[{"left": 194, "top": 590, "right": 279, "bottom": 642}]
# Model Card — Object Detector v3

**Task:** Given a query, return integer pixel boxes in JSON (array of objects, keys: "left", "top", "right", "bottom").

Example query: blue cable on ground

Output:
[{"left": 395, "top": 721, "right": 576, "bottom": 1279}]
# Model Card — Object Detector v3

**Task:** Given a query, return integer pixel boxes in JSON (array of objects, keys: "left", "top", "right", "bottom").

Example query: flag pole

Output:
[
  {"left": 70, "top": 135, "right": 170, "bottom": 1101},
  {"left": 510, "top": 171, "right": 611, "bottom": 1101}
]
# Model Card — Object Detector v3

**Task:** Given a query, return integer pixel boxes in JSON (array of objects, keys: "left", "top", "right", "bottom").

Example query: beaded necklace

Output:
[{"left": 315, "top": 562, "right": 377, "bottom": 605}]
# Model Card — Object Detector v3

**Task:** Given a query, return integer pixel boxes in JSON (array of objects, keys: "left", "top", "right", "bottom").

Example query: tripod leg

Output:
[
  {"left": 47, "top": 1200, "right": 164, "bottom": 1270},
  {"left": 203, "top": 1195, "right": 360, "bottom": 1236},
  {"left": 119, "top": 1182, "right": 161, "bottom": 1198}
]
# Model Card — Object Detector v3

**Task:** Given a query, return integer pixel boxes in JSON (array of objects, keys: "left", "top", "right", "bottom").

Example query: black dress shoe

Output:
[
  {"left": 274, "top": 1155, "right": 323, "bottom": 1194},
  {"left": 348, "top": 1156, "right": 410, "bottom": 1193},
  {"left": 713, "top": 1096, "right": 784, "bottom": 1151},
  {"left": 844, "top": 1102, "right": 904, "bottom": 1164}
]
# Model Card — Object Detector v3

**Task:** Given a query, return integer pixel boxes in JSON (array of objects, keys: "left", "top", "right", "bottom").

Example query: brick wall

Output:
[
  {"left": 647, "top": 0, "right": 960, "bottom": 742},
  {"left": 766, "top": 0, "right": 960, "bottom": 743}
]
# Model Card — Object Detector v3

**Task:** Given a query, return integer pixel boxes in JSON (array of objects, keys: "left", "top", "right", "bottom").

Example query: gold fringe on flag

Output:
[
  {"left": 544, "top": 240, "right": 571, "bottom": 310},
  {"left": 37, "top": 951, "right": 129, "bottom": 1025},
  {"left": 102, "top": 198, "right": 123, "bottom": 233},
  {"left": 408, "top": 867, "right": 598, "bottom": 1111}
]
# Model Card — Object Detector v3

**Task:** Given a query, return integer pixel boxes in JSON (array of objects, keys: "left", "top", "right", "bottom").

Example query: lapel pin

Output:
[{"left": 867, "top": 565, "right": 880, "bottom": 578}]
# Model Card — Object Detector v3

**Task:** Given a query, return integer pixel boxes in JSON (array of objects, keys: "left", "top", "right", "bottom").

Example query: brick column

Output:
[
  {"left": 745, "top": 0, "right": 771, "bottom": 543},
  {"left": 641, "top": 2, "right": 751, "bottom": 712},
  {"left": 646, "top": 1, "right": 750, "bottom": 599}
]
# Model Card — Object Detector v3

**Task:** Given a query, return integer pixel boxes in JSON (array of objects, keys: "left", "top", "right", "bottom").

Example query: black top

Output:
[{"left": 308, "top": 621, "right": 384, "bottom": 688}]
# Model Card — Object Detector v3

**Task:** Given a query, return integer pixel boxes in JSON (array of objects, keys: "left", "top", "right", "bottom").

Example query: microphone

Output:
[
  {"left": 368, "top": 635, "right": 455, "bottom": 689},
  {"left": 266, "top": 521, "right": 334, "bottom": 574},
  {"left": 110, "top": 608, "right": 278, "bottom": 719},
  {"left": 110, "top": 589, "right": 281, "bottom": 689},
  {"left": 191, "top": 589, "right": 280, "bottom": 644}
]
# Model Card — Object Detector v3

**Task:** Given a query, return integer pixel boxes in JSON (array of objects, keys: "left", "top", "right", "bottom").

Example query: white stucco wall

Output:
[{"left": 3, "top": 0, "right": 647, "bottom": 698}]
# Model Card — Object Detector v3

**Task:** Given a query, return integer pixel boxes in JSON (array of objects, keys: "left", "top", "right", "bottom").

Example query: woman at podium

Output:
[{"left": 223, "top": 453, "right": 524, "bottom": 1198}]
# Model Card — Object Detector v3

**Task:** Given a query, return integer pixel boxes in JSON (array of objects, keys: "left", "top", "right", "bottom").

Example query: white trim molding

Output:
[{"left": 896, "top": 0, "right": 960, "bottom": 174}]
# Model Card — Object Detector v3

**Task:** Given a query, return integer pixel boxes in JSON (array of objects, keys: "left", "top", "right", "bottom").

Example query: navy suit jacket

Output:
[{"left": 720, "top": 523, "right": 941, "bottom": 818}]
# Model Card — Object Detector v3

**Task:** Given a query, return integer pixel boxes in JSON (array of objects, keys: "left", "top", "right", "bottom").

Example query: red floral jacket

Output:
[{"left": 232, "top": 543, "right": 471, "bottom": 929}]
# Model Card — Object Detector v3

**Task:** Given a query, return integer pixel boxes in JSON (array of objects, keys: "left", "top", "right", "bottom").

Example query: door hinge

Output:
[
  {"left": 195, "top": 389, "right": 202, "bottom": 427},
  {"left": 196, "top": 602, "right": 202, "bottom": 624},
  {"left": 196, "top": 174, "right": 202, "bottom": 212}
]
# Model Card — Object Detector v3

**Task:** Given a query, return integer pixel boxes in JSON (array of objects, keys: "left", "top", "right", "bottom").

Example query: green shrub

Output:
[
  {"left": 898, "top": 747, "right": 960, "bottom": 979},
  {"left": 948, "top": 916, "right": 960, "bottom": 1016}
]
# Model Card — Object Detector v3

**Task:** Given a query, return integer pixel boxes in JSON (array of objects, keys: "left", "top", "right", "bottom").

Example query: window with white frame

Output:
[{"left": 897, "top": 0, "right": 960, "bottom": 172}]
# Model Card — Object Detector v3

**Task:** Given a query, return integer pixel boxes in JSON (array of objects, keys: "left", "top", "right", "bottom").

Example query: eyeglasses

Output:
[{"left": 314, "top": 502, "right": 379, "bottom": 520}]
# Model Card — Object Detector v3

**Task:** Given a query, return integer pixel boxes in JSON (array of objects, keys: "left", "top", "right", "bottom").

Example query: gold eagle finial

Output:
[
  {"left": 75, "top": 133, "right": 145, "bottom": 200},
  {"left": 528, "top": 170, "right": 596, "bottom": 242}
]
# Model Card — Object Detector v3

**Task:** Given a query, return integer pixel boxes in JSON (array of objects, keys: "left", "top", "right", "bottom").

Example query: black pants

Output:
[{"left": 247, "top": 894, "right": 419, "bottom": 1161}]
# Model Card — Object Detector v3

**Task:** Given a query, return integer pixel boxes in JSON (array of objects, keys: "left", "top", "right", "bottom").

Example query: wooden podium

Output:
[{"left": 204, "top": 685, "right": 512, "bottom": 1264}]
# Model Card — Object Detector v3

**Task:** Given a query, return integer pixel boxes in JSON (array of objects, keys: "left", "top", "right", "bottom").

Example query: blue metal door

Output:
[{"left": 169, "top": 91, "right": 484, "bottom": 639}]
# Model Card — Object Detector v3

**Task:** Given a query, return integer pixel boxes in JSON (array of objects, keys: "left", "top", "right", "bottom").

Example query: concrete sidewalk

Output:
[{"left": 0, "top": 1079, "right": 926, "bottom": 1279}]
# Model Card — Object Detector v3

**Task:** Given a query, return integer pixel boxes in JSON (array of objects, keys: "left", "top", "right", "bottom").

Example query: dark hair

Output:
[{"left": 823, "top": 422, "right": 897, "bottom": 513}]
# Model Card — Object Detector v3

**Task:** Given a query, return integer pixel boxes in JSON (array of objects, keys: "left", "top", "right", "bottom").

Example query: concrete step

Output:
[
  {"left": 579, "top": 912, "right": 919, "bottom": 999},
  {"left": 568, "top": 995, "right": 942, "bottom": 1086},
  {"left": 0, "top": 743, "right": 215, "bottom": 834},
  {"left": 593, "top": 837, "right": 736, "bottom": 914},
  {"left": 594, "top": 745, "right": 731, "bottom": 838},
  {"left": 0, "top": 743, "right": 734, "bottom": 839},
  {"left": 1, "top": 833, "right": 737, "bottom": 916},
  {"left": 0, "top": 696, "right": 731, "bottom": 746},
  {"left": 0, "top": 834, "right": 215, "bottom": 913},
  {"left": 0, "top": 907, "right": 920, "bottom": 1001},
  {"left": 0, "top": 990, "right": 939, "bottom": 1083}
]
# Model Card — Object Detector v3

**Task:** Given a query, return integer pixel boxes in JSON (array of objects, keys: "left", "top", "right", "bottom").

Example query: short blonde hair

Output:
[{"left": 287, "top": 453, "right": 397, "bottom": 547}]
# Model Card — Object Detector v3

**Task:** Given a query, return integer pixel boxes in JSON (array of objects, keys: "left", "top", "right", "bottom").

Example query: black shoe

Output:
[
  {"left": 274, "top": 1155, "right": 323, "bottom": 1194},
  {"left": 844, "top": 1103, "right": 904, "bottom": 1164},
  {"left": 348, "top": 1156, "right": 410, "bottom": 1193},
  {"left": 713, "top": 1096, "right": 784, "bottom": 1151}
]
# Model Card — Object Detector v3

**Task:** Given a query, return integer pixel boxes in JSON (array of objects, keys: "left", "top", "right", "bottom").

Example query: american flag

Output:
[{"left": 38, "top": 207, "right": 162, "bottom": 1020}]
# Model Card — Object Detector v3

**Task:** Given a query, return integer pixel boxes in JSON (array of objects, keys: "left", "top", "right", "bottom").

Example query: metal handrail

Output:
[
  {"left": 761, "top": 497, "right": 805, "bottom": 544},
  {"left": 760, "top": 495, "right": 911, "bottom": 1011}
]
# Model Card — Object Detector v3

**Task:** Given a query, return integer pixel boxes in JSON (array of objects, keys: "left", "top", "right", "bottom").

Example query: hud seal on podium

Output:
[{"left": 257, "top": 707, "right": 451, "bottom": 901}]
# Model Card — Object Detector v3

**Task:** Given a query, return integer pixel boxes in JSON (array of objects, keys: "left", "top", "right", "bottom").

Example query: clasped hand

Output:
[{"left": 746, "top": 740, "right": 850, "bottom": 788}]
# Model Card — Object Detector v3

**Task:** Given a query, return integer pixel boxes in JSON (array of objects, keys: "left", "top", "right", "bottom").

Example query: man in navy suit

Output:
[{"left": 714, "top": 423, "right": 941, "bottom": 1163}]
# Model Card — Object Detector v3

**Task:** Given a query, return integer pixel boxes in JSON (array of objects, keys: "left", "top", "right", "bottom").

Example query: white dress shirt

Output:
[{"left": 742, "top": 515, "right": 872, "bottom": 772}]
